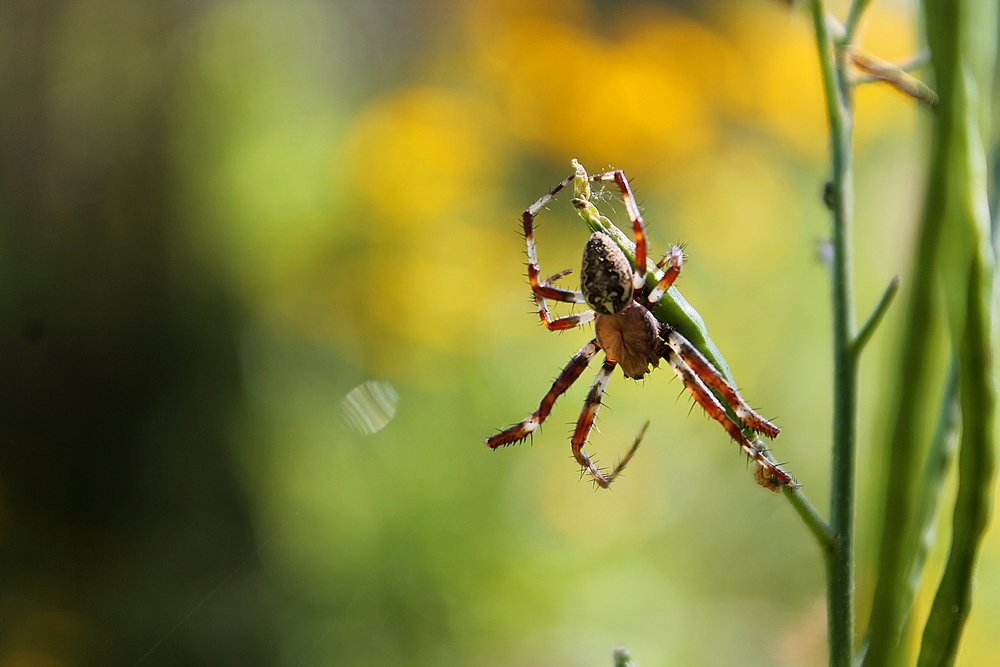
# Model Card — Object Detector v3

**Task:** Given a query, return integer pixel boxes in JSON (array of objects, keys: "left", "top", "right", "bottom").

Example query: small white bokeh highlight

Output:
[{"left": 342, "top": 380, "right": 399, "bottom": 436}]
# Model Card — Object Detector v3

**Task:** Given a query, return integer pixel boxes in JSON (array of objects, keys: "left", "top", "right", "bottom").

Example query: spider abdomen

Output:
[
  {"left": 595, "top": 302, "right": 662, "bottom": 379},
  {"left": 581, "top": 232, "right": 633, "bottom": 315}
]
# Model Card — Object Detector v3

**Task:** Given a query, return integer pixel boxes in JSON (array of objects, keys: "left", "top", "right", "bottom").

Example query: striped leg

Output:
[
  {"left": 663, "top": 347, "right": 796, "bottom": 489},
  {"left": 663, "top": 329, "right": 780, "bottom": 438},
  {"left": 571, "top": 360, "right": 646, "bottom": 488},
  {"left": 647, "top": 245, "right": 685, "bottom": 306},
  {"left": 487, "top": 339, "right": 600, "bottom": 449},
  {"left": 522, "top": 175, "right": 595, "bottom": 331},
  {"left": 591, "top": 169, "right": 648, "bottom": 291}
]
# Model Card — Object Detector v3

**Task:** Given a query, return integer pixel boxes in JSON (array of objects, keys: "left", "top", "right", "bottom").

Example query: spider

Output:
[{"left": 486, "top": 159, "right": 796, "bottom": 491}]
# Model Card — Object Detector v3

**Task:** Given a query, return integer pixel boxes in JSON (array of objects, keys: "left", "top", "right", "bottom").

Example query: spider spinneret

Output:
[{"left": 486, "top": 159, "right": 796, "bottom": 491}]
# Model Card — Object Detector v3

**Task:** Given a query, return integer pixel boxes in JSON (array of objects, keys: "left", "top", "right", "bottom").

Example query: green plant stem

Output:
[
  {"left": 809, "top": 2, "right": 857, "bottom": 666},
  {"left": 897, "top": 363, "right": 959, "bottom": 654},
  {"left": 842, "top": 0, "right": 872, "bottom": 45},
  {"left": 919, "top": 267, "right": 997, "bottom": 667},
  {"left": 786, "top": 486, "right": 836, "bottom": 552},
  {"left": 865, "top": 1, "right": 998, "bottom": 665},
  {"left": 856, "top": 363, "right": 958, "bottom": 667},
  {"left": 851, "top": 276, "right": 899, "bottom": 358},
  {"left": 916, "top": 2, "right": 998, "bottom": 663},
  {"left": 861, "top": 120, "right": 948, "bottom": 667}
]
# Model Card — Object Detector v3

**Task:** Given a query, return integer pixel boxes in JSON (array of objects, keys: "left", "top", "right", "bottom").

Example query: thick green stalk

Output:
[
  {"left": 863, "top": 363, "right": 958, "bottom": 665},
  {"left": 809, "top": 2, "right": 857, "bottom": 666},
  {"left": 865, "top": 1, "right": 997, "bottom": 665},
  {"left": 916, "top": 2, "right": 997, "bottom": 664},
  {"left": 861, "top": 102, "right": 948, "bottom": 667}
]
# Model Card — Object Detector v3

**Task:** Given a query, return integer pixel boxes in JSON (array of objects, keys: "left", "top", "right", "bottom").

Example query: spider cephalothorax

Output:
[
  {"left": 583, "top": 232, "right": 663, "bottom": 379},
  {"left": 486, "top": 159, "right": 795, "bottom": 491},
  {"left": 581, "top": 232, "right": 635, "bottom": 314}
]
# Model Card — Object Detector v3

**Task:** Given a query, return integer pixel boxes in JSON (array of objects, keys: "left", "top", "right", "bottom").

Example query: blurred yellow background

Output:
[{"left": 1, "top": 1, "right": 995, "bottom": 665}]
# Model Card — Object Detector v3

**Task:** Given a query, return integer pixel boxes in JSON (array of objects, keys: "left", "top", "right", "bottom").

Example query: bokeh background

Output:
[{"left": 1, "top": 1, "right": 997, "bottom": 665}]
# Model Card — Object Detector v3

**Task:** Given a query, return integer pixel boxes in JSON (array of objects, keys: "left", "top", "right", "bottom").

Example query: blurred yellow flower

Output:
[
  {"left": 717, "top": 5, "right": 827, "bottom": 159},
  {"left": 339, "top": 87, "right": 501, "bottom": 229},
  {"left": 850, "top": 4, "right": 922, "bottom": 142},
  {"left": 331, "top": 87, "right": 513, "bottom": 371},
  {"left": 464, "top": 3, "right": 728, "bottom": 170},
  {"left": 718, "top": 2, "right": 920, "bottom": 155}
]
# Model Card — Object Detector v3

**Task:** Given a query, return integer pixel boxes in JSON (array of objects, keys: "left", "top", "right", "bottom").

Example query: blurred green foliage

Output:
[{"left": 0, "top": 1, "right": 996, "bottom": 666}]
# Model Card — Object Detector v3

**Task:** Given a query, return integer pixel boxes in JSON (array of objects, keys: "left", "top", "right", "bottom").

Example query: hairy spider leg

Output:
[
  {"left": 521, "top": 177, "right": 596, "bottom": 331},
  {"left": 486, "top": 339, "right": 601, "bottom": 449},
  {"left": 647, "top": 244, "right": 685, "bottom": 305},
  {"left": 662, "top": 346, "right": 796, "bottom": 488},
  {"left": 571, "top": 360, "right": 645, "bottom": 488},
  {"left": 544, "top": 268, "right": 574, "bottom": 284},
  {"left": 644, "top": 247, "right": 783, "bottom": 445},
  {"left": 590, "top": 169, "right": 648, "bottom": 291},
  {"left": 522, "top": 174, "right": 583, "bottom": 304},
  {"left": 663, "top": 329, "right": 781, "bottom": 438}
]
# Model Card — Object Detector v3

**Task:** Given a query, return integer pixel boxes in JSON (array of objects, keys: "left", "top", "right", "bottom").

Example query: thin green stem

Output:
[
  {"left": 809, "top": 1, "right": 857, "bottom": 665},
  {"left": 842, "top": 0, "right": 873, "bottom": 45},
  {"left": 786, "top": 486, "right": 836, "bottom": 553},
  {"left": 851, "top": 276, "right": 900, "bottom": 358}
]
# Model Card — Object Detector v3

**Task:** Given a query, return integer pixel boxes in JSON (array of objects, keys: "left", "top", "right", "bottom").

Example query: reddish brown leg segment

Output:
[
  {"left": 648, "top": 245, "right": 684, "bottom": 306},
  {"left": 569, "top": 360, "right": 644, "bottom": 488},
  {"left": 571, "top": 361, "right": 617, "bottom": 489},
  {"left": 663, "top": 349, "right": 796, "bottom": 489},
  {"left": 571, "top": 360, "right": 616, "bottom": 487},
  {"left": 520, "top": 175, "right": 597, "bottom": 331},
  {"left": 524, "top": 203, "right": 586, "bottom": 304},
  {"left": 664, "top": 329, "right": 780, "bottom": 438},
  {"left": 487, "top": 339, "right": 600, "bottom": 449},
  {"left": 592, "top": 169, "right": 648, "bottom": 290}
]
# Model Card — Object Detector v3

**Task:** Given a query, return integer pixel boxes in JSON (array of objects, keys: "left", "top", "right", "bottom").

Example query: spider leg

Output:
[
  {"left": 662, "top": 347, "right": 796, "bottom": 489},
  {"left": 521, "top": 175, "right": 597, "bottom": 331},
  {"left": 591, "top": 169, "right": 647, "bottom": 291},
  {"left": 571, "top": 359, "right": 645, "bottom": 488},
  {"left": 647, "top": 245, "right": 685, "bottom": 306},
  {"left": 544, "top": 268, "right": 574, "bottom": 284},
  {"left": 523, "top": 174, "right": 586, "bottom": 304},
  {"left": 663, "top": 328, "right": 780, "bottom": 438},
  {"left": 487, "top": 339, "right": 600, "bottom": 449}
]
